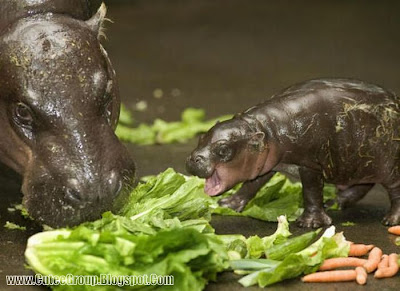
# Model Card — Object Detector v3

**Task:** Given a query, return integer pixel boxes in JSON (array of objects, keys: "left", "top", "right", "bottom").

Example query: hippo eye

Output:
[
  {"left": 13, "top": 102, "right": 34, "bottom": 127},
  {"left": 215, "top": 144, "right": 233, "bottom": 160}
]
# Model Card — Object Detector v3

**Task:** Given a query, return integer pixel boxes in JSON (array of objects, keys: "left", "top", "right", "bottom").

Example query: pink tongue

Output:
[{"left": 204, "top": 172, "right": 221, "bottom": 196}]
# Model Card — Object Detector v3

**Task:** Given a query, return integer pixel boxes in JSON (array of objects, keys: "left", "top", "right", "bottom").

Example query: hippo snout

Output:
[
  {"left": 64, "top": 169, "right": 123, "bottom": 204},
  {"left": 186, "top": 151, "right": 213, "bottom": 178},
  {"left": 21, "top": 130, "right": 136, "bottom": 228}
]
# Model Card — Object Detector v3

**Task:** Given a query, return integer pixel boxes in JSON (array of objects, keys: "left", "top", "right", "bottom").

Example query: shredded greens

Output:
[
  {"left": 341, "top": 221, "right": 356, "bottom": 227},
  {"left": 8, "top": 203, "right": 31, "bottom": 219},
  {"left": 4, "top": 221, "right": 26, "bottom": 231},
  {"left": 115, "top": 107, "right": 232, "bottom": 145}
]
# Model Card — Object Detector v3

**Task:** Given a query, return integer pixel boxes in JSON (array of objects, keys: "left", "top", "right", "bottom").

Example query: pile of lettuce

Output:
[
  {"left": 116, "top": 107, "right": 232, "bottom": 145},
  {"left": 25, "top": 169, "right": 347, "bottom": 290},
  {"left": 26, "top": 169, "right": 223, "bottom": 291}
]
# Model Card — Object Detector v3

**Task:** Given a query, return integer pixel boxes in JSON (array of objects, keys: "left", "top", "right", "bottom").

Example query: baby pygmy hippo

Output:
[{"left": 186, "top": 78, "right": 400, "bottom": 228}]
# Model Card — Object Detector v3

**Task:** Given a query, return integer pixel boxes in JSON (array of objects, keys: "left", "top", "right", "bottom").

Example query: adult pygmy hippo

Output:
[
  {"left": 0, "top": 1, "right": 135, "bottom": 227},
  {"left": 187, "top": 78, "right": 400, "bottom": 227}
]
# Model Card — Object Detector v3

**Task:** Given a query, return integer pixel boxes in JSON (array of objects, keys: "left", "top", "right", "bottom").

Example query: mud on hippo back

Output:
[
  {"left": 187, "top": 78, "right": 400, "bottom": 227},
  {"left": 0, "top": 0, "right": 135, "bottom": 227}
]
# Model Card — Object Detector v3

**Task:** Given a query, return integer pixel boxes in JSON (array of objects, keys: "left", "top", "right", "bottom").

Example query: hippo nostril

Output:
[
  {"left": 107, "top": 170, "right": 123, "bottom": 198},
  {"left": 195, "top": 155, "right": 204, "bottom": 164},
  {"left": 65, "top": 188, "right": 82, "bottom": 203}
]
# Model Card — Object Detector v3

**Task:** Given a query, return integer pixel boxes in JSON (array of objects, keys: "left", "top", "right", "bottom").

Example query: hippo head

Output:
[
  {"left": 186, "top": 117, "right": 269, "bottom": 196},
  {"left": 0, "top": 6, "right": 135, "bottom": 227}
]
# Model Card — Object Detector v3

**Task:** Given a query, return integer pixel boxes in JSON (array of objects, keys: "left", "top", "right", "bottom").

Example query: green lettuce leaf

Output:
[
  {"left": 217, "top": 215, "right": 291, "bottom": 261},
  {"left": 245, "top": 215, "right": 291, "bottom": 259},
  {"left": 120, "top": 168, "right": 214, "bottom": 224}
]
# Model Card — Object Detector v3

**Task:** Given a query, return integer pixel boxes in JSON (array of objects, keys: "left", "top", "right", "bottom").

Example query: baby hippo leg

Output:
[
  {"left": 297, "top": 167, "right": 332, "bottom": 228},
  {"left": 219, "top": 172, "right": 275, "bottom": 212},
  {"left": 337, "top": 184, "right": 374, "bottom": 208},
  {"left": 382, "top": 185, "right": 400, "bottom": 226}
]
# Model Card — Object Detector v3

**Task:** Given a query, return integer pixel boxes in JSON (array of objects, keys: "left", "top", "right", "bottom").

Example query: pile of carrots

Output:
[{"left": 302, "top": 226, "right": 400, "bottom": 285}]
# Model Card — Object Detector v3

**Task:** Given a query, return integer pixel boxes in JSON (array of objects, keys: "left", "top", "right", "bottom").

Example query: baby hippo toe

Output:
[
  {"left": 296, "top": 210, "right": 332, "bottom": 228},
  {"left": 218, "top": 195, "right": 247, "bottom": 212}
]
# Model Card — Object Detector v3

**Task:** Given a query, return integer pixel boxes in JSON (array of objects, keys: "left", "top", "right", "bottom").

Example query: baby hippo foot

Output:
[
  {"left": 296, "top": 210, "right": 332, "bottom": 228},
  {"left": 382, "top": 210, "right": 400, "bottom": 226},
  {"left": 218, "top": 195, "right": 248, "bottom": 212}
]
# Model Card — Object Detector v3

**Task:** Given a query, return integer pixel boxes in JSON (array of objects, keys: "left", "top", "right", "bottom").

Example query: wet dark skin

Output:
[
  {"left": 0, "top": 1, "right": 135, "bottom": 227},
  {"left": 187, "top": 78, "right": 400, "bottom": 227}
]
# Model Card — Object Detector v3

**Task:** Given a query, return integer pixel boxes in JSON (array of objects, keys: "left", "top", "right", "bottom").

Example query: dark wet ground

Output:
[{"left": 1, "top": 0, "right": 400, "bottom": 290}]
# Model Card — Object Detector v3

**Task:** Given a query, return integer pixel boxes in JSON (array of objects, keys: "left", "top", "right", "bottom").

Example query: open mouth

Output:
[{"left": 204, "top": 170, "right": 223, "bottom": 196}]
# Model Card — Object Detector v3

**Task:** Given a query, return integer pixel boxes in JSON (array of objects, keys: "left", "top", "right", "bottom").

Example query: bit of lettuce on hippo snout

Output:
[
  {"left": 116, "top": 107, "right": 232, "bottom": 145},
  {"left": 4, "top": 204, "right": 33, "bottom": 231}
]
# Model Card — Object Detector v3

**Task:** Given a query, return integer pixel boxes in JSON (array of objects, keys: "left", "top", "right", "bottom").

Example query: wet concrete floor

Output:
[{"left": 0, "top": 0, "right": 399, "bottom": 290}]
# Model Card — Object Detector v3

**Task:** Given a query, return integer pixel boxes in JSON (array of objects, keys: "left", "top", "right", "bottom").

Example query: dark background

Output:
[{"left": 1, "top": 1, "right": 399, "bottom": 290}]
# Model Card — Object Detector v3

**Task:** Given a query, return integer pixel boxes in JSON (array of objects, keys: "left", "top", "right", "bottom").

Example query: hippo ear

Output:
[
  {"left": 248, "top": 132, "right": 265, "bottom": 151},
  {"left": 86, "top": 3, "right": 109, "bottom": 39}
]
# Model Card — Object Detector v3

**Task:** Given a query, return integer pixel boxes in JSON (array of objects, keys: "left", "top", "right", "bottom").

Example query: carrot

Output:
[
  {"left": 388, "top": 225, "right": 400, "bottom": 235},
  {"left": 363, "top": 247, "right": 383, "bottom": 273},
  {"left": 348, "top": 244, "right": 375, "bottom": 257},
  {"left": 374, "top": 253, "right": 399, "bottom": 278},
  {"left": 355, "top": 266, "right": 367, "bottom": 285},
  {"left": 319, "top": 257, "right": 367, "bottom": 271},
  {"left": 377, "top": 254, "right": 389, "bottom": 269},
  {"left": 302, "top": 270, "right": 356, "bottom": 283}
]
